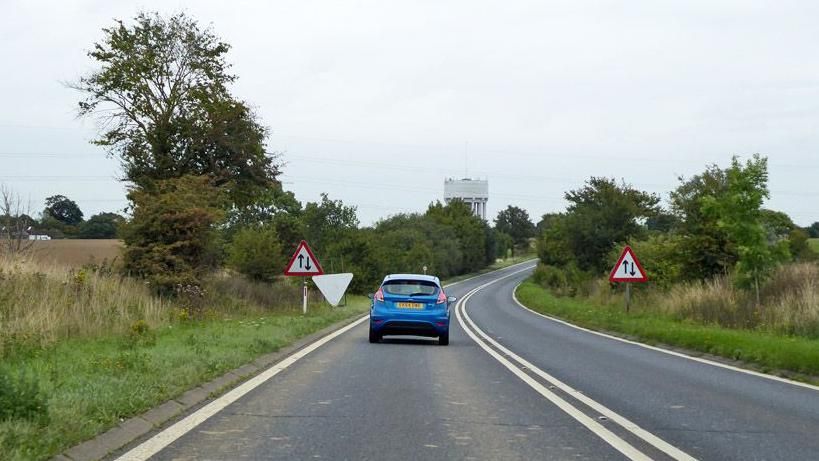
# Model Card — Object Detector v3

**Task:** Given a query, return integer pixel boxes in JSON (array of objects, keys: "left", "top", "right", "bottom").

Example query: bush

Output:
[
  {"left": 532, "top": 263, "right": 590, "bottom": 296},
  {"left": 0, "top": 369, "right": 48, "bottom": 423},
  {"left": 533, "top": 264, "right": 567, "bottom": 290},
  {"left": 121, "top": 176, "right": 225, "bottom": 295},
  {"left": 227, "top": 225, "right": 285, "bottom": 282},
  {"left": 609, "top": 234, "right": 684, "bottom": 288}
]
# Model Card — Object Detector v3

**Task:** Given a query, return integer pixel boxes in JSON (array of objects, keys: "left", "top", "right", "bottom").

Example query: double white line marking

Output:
[{"left": 454, "top": 268, "right": 697, "bottom": 461}]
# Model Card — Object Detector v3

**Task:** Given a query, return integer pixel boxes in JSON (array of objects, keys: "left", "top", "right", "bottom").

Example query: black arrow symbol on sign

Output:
[
  {"left": 622, "top": 261, "right": 629, "bottom": 274},
  {"left": 298, "top": 255, "right": 304, "bottom": 268},
  {"left": 305, "top": 258, "right": 312, "bottom": 270},
  {"left": 630, "top": 263, "right": 636, "bottom": 276}
]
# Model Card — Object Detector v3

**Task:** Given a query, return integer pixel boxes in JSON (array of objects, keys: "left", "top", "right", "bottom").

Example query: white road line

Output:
[
  {"left": 115, "top": 315, "right": 369, "bottom": 461},
  {"left": 456, "top": 271, "right": 697, "bottom": 461},
  {"left": 442, "top": 259, "right": 537, "bottom": 289},
  {"left": 114, "top": 261, "right": 535, "bottom": 460},
  {"left": 511, "top": 283, "right": 819, "bottom": 393}
]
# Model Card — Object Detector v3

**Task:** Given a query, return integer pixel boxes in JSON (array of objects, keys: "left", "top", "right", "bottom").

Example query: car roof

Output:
[{"left": 382, "top": 273, "right": 441, "bottom": 284}]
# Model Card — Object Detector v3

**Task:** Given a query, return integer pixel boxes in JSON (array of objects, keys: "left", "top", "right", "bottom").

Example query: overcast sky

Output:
[{"left": 2, "top": 0, "right": 818, "bottom": 226}]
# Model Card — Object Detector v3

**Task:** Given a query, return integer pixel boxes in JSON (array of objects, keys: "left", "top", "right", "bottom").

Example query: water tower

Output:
[{"left": 444, "top": 178, "right": 489, "bottom": 220}]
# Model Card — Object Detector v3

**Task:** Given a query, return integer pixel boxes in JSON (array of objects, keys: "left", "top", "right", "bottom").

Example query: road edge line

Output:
[
  {"left": 512, "top": 283, "right": 819, "bottom": 393},
  {"left": 106, "top": 261, "right": 536, "bottom": 461},
  {"left": 454, "top": 286, "right": 653, "bottom": 461},
  {"left": 113, "top": 315, "right": 370, "bottom": 461}
]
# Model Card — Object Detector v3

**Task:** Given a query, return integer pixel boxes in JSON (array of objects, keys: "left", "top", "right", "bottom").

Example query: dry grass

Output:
[
  {"left": 650, "top": 263, "right": 819, "bottom": 337},
  {"left": 0, "top": 255, "right": 307, "bottom": 358},
  {"left": 27, "top": 239, "right": 123, "bottom": 268},
  {"left": 0, "top": 256, "right": 169, "bottom": 356}
]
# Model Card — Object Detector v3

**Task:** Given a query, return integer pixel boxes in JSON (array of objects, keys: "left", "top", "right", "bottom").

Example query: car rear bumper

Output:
[{"left": 370, "top": 310, "right": 449, "bottom": 337}]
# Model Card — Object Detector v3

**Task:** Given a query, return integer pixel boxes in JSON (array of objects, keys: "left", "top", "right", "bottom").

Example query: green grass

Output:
[
  {"left": 809, "top": 238, "right": 819, "bottom": 253},
  {"left": 516, "top": 280, "right": 819, "bottom": 381},
  {"left": 0, "top": 299, "right": 369, "bottom": 461}
]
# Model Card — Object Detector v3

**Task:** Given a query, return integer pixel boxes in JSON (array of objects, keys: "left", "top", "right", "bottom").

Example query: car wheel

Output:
[
  {"left": 438, "top": 332, "right": 449, "bottom": 346},
  {"left": 369, "top": 328, "right": 381, "bottom": 343}
]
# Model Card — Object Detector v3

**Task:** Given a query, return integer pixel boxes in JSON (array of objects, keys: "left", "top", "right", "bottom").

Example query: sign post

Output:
[
  {"left": 608, "top": 246, "right": 647, "bottom": 313},
  {"left": 284, "top": 240, "right": 324, "bottom": 314}
]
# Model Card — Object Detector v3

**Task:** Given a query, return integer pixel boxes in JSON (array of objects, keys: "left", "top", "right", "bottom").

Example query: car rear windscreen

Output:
[{"left": 382, "top": 280, "right": 438, "bottom": 296}]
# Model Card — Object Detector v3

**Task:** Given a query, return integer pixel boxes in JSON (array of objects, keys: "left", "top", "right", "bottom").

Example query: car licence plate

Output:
[{"left": 395, "top": 302, "right": 424, "bottom": 309}]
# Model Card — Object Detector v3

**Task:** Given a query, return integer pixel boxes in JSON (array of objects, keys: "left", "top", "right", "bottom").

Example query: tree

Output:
[
  {"left": 302, "top": 193, "right": 359, "bottom": 256},
  {"left": 73, "top": 12, "right": 279, "bottom": 205},
  {"left": 536, "top": 212, "right": 564, "bottom": 234},
  {"left": 227, "top": 224, "right": 285, "bottom": 282},
  {"left": 536, "top": 214, "right": 574, "bottom": 268},
  {"left": 78, "top": 212, "right": 125, "bottom": 239},
  {"left": 561, "top": 177, "right": 660, "bottom": 273},
  {"left": 788, "top": 228, "right": 815, "bottom": 262},
  {"left": 807, "top": 222, "right": 819, "bottom": 238},
  {"left": 494, "top": 205, "right": 535, "bottom": 249},
  {"left": 702, "top": 155, "right": 788, "bottom": 303},
  {"left": 44, "top": 195, "right": 84, "bottom": 226},
  {"left": 426, "top": 200, "right": 488, "bottom": 273},
  {"left": 760, "top": 209, "right": 796, "bottom": 241},
  {"left": 493, "top": 229, "right": 514, "bottom": 259},
  {"left": 121, "top": 175, "right": 225, "bottom": 294},
  {"left": 670, "top": 164, "right": 737, "bottom": 280},
  {"left": 0, "top": 185, "right": 34, "bottom": 256}
]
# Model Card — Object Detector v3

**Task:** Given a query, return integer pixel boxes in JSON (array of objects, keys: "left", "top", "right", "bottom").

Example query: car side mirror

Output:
[
  {"left": 367, "top": 293, "right": 374, "bottom": 300},
  {"left": 447, "top": 296, "right": 457, "bottom": 304}
]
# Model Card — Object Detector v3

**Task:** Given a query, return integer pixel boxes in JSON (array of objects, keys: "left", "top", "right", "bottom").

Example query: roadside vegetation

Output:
[
  {"left": 524, "top": 155, "right": 819, "bottom": 378},
  {"left": 0, "top": 11, "right": 540, "bottom": 460},
  {"left": 0, "top": 254, "right": 370, "bottom": 460},
  {"left": 517, "top": 281, "right": 819, "bottom": 378}
]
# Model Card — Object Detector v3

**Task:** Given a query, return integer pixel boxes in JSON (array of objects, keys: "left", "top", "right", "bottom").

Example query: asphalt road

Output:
[{"left": 126, "top": 262, "right": 819, "bottom": 460}]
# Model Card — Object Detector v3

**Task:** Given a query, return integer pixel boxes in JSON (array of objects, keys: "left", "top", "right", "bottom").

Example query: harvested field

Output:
[{"left": 27, "top": 239, "right": 123, "bottom": 267}]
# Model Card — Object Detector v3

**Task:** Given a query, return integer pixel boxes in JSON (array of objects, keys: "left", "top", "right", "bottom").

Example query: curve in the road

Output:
[{"left": 455, "top": 266, "right": 697, "bottom": 461}]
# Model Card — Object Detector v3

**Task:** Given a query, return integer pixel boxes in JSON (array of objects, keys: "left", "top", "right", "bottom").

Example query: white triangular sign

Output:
[{"left": 312, "top": 273, "right": 354, "bottom": 307}]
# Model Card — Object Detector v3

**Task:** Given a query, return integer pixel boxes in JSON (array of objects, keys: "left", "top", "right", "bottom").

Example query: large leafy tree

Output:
[
  {"left": 426, "top": 200, "right": 488, "bottom": 273},
  {"left": 73, "top": 12, "right": 279, "bottom": 205},
  {"left": 807, "top": 222, "right": 819, "bottom": 238},
  {"left": 494, "top": 205, "right": 535, "bottom": 248},
  {"left": 670, "top": 165, "right": 737, "bottom": 280},
  {"left": 78, "top": 212, "right": 125, "bottom": 239},
  {"left": 301, "top": 193, "right": 359, "bottom": 256},
  {"left": 44, "top": 195, "right": 84, "bottom": 226},
  {"left": 561, "top": 177, "right": 659, "bottom": 273}
]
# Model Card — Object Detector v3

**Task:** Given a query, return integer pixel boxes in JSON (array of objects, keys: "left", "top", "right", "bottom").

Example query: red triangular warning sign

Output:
[
  {"left": 284, "top": 240, "right": 324, "bottom": 276},
  {"left": 609, "top": 246, "right": 648, "bottom": 283}
]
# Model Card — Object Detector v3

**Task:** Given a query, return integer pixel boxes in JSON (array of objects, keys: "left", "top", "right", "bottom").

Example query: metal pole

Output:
[
  {"left": 303, "top": 277, "right": 308, "bottom": 315},
  {"left": 625, "top": 283, "right": 631, "bottom": 313}
]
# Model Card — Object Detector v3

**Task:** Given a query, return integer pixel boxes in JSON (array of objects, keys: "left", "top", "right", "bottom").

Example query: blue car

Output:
[{"left": 368, "top": 274, "right": 457, "bottom": 345}]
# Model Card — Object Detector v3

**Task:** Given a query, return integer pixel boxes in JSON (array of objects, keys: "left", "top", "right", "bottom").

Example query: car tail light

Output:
[
  {"left": 436, "top": 290, "right": 447, "bottom": 304},
  {"left": 374, "top": 288, "right": 384, "bottom": 302}
]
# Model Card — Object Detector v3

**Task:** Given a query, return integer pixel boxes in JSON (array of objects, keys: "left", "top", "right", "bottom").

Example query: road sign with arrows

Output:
[
  {"left": 284, "top": 240, "right": 324, "bottom": 276},
  {"left": 609, "top": 246, "right": 647, "bottom": 283}
]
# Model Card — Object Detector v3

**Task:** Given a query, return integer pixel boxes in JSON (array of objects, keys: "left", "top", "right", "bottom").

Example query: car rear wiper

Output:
[{"left": 408, "top": 292, "right": 431, "bottom": 297}]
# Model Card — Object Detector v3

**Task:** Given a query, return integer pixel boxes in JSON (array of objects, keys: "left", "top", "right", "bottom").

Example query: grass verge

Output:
[
  {"left": 809, "top": 238, "right": 819, "bottom": 253},
  {"left": 516, "top": 280, "right": 819, "bottom": 382},
  {"left": 0, "top": 299, "right": 369, "bottom": 461}
]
